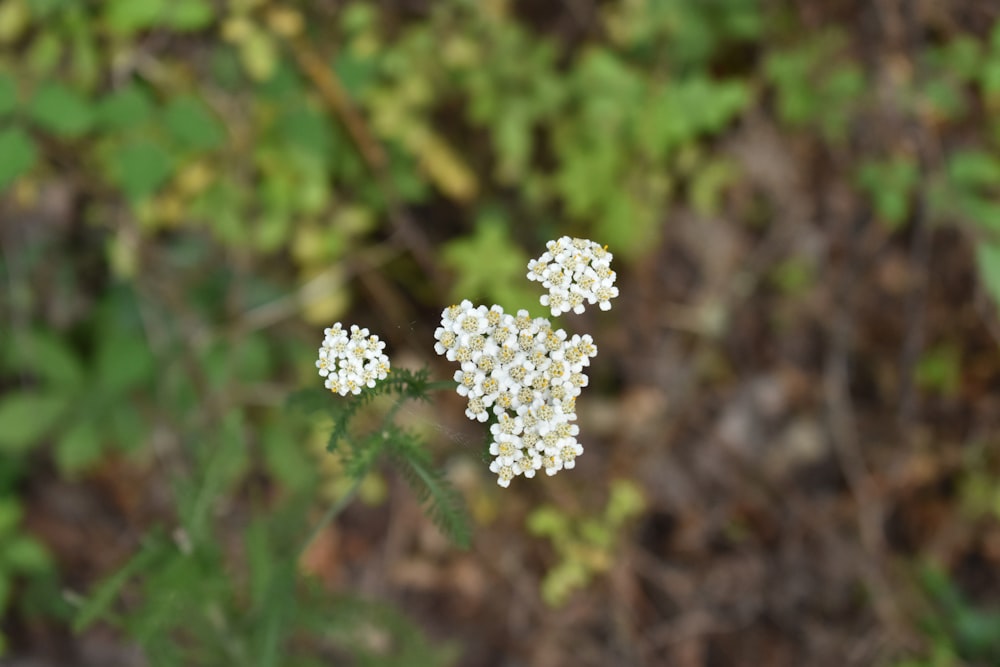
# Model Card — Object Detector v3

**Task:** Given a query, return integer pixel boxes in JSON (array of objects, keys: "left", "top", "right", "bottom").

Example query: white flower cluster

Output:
[
  {"left": 527, "top": 236, "right": 619, "bottom": 317},
  {"left": 433, "top": 300, "right": 598, "bottom": 487},
  {"left": 316, "top": 323, "right": 391, "bottom": 396}
]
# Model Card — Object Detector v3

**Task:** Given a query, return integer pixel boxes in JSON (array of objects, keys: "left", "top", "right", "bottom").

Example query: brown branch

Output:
[
  {"left": 288, "top": 36, "right": 387, "bottom": 171},
  {"left": 286, "top": 35, "right": 447, "bottom": 296}
]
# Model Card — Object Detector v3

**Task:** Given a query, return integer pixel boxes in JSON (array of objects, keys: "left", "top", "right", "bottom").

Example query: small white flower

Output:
[
  {"left": 489, "top": 459, "right": 517, "bottom": 488},
  {"left": 454, "top": 303, "right": 489, "bottom": 338},
  {"left": 486, "top": 304, "right": 506, "bottom": 327},
  {"left": 510, "top": 385, "right": 540, "bottom": 412},
  {"left": 433, "top": 327, "right": 458, "bottom": 356},
  {"left": 454, "top": 369, "right": 478, "bottom": 398},
  {"left": 317, "top": 322, "right": 390, "bottom": 396},
  {"left": 517, "top": 449, "right": 542, "bottom": 477},
  {"left": 480, "top": 375, "right": 502, "bottom": 404},
  {"left": 513, "top": 309, "right": 536, "bottom": 332},
  {"left": 490, "top": 413, "right": 523, "bottom": 437},
  {"left": 440, "top": 302, "right": 467, "bottom": 329},
  {"left": 527, "top": 236, "right": 618, "bottom": 317},
  {"left": 559, "top": 441, "right": 584, "bottom": 469},
  {"left": 465, "top": 396, "right": 489, "bottom": 422},
  {"left": 542, "top": 452, "right": 563, "bottom": 476},
  {"left": 489, "top": 435, "right": 523, "bottom": 466}
]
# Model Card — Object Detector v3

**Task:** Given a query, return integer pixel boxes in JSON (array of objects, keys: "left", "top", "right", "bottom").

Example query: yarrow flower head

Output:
[
  {"left": 527, "top": 236, "right": 619, "bottom": 317},
  {"left": 433, "top": 300, "right": 598, "bottom": 488},
  {"left": 317, "top": 322, "right": 390, "bottom": 396}
]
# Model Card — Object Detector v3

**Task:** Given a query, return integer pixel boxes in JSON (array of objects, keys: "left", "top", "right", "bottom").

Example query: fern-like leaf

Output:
[{"left": 386, "top": 435, "right": 471, "bottom": 549}]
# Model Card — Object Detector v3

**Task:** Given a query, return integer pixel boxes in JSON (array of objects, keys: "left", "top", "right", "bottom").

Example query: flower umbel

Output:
[
  {"left": 433, "top": 237, "right": 616, "bottom": 487},
  {"left": 317, "top": 323, "right": 391, "bottom": 396},
  {"left": 433, "top": 300, "right": 598, "bottom": 487},
  {"left": 527, "top": 236, "right": 619, "bottom": 316}
]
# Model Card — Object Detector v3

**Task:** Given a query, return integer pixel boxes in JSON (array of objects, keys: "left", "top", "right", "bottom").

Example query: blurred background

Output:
[{"left": 2, "top": 0, "right": 1000, "bottom": 665}]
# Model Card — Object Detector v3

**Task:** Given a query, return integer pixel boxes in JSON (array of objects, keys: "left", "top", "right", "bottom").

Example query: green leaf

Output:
[
  {"left": 2, "top": 535, "right": 51, "bottom": 574},
  {"left": 275, "top": 107, "right": 334, "bottom": 162},
  {"left": 0, "top": 500, "right": 22, "bottom": 537},
  {"left": 0, "top": 73, "right": 17, "bottom": 116},
  {"left": 209, "top": 46, "right": 244, "bottom": 90},
  {"left": 690, "top": 157, "right": 739, "bottom": 216},
  {"left": 334, "top": 52, "right": 377, "bottom": 99},
  {"left": 28, "top": 82, "right": 94, "bottom": 137},
  {"left": 95, "top": 330, "right": 154, "bottom": 395},
  {"left": 162, "top": 95, "right": 224, "bottom": 152},
  {"left": 771, "top": 258, "right": 814, "bottom": 295},
  {"left": 25, "top": 0, "right": 71, "bottom": 17},
  {"left": 104, "top": 138, "right": 174, "bottom": 201},
  {"left": 246, "top": 518, "right": 274, "bottom": 610},
  {"left": 441, "top": 212, "right": 536, "bottom": 313},
  {"left": 233, "top": 334, "right": 272, "bottom": 384},
  {"left": 976, "top": 242, "right": 1000, "bottom": 309},
  {"left": 0, "top": 574, "right": 10, "bottom": 613},
  {"left": 239, "top": 28, "right": 278, "bottom": 82},
  {"left": 98, "top": 84, "right": 156, "bottom": 130},
  {"left": 183, "top": 412, "right": 249, "bottom": 542},
  {"left": 55, "top": 420, "right": 104, "bottom": 474},
  {"left": 26, "top": 31, "right": 61, "bottom": 78},
  {"left": 982, "top": 61, "right": 1000, "bottom": 97},
  {"left": 948, "top": 150, "right": 1000, "bottom": 188},
  {"left": 915, "top": 345, "right": 961, "bottom": 395},
  {"left": 921, "top": 78, "right": 967, "bottom": 121},
  {"left": 0, "top": 0, "right": 30, "bottom": 44},
  {"left": 103, "top": 0, "right": 165, "bottom": 35},
  {"left": 110, "top": 408, "right": 144, "bottom": 451},
  {"left": 0, "top": 391, "right": 69, "bottom": 454},
  {"left": 991, "top": 21, "right": 1000, "bottom": 54},
  {"left": 933, "top": 36, "right": 982, "bottom": 81},
  {"left": 261, "top": 420, "right": 316, "bottom": 489},
  {"left": 954, "top": 608, "right": 1000, "bottom": 660},
  {"left": 527, "top": 507, "right": 568, "bottom": 539},
  {"left": 73, "top": 537, "right": 165, "bottom": 632},
  {"left": 606, "top": 480, "right": 646, "bottom": 524},
  {"left": 857, "top": 157, "right": 919, "bottom": 229},
  {"left": 286, "top": 387, "right": 336, "bottom": 417},
  {"left": 0, "top": 126, "right": 37, "bottom": 190},
  {"left": 386, "top": 435, "right": 471, "bottom": 549},
  {"left": 3, "top": 329, "right": 85, "bottom": 388},
  {"left": 69, "top": 23, "right": 100, "bottom": 90},
  {"left": 164, "top": 0, "right": 214, "bottom": 31}
]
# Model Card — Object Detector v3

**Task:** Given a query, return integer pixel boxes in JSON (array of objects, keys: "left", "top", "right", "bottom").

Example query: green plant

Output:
[
  {"left": 291, "top": 366, "right": 471, "bottom": 549},
  {"left": 914, "top": 345, "right": 962, "bottom": 397},
  {"left": 0, "top": 290, "right": 155, "bottom": 474},
  {"left": 526, "top": 479, "right": 645, "bottom": 606},
  {"left": 764, "top": 29, "right": 866, "bottom": 142},
  {"left": 69, "top": 363, "right": 466, "bottom": 666},
  {"left": 73, "top": 515, "right": 456, "bottom": 667},
  {"left": 856, "top": 156, "right": 920, "bottom": 230},
  {"left": 893, "top": 564, "right": 1000, "bottom": 667},
  {"left": 0, "top": 498, "right": 53, "bottom": 655},
  {"left": 957, "top": 440, "right": 1000, "bottom": 522}
]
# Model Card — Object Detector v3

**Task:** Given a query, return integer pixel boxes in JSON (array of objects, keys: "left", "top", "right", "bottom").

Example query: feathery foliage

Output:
[{"left": 292, "top": 367, "right": 470, "bottom": 549}]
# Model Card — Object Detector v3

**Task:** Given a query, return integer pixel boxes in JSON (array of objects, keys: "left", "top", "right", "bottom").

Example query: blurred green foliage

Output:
[
  {"left": 73, "top": 513, "right": 456, "bottom": 667},
  {"left": 2, "top": 0, "right": 1000, "bottom": 663},
  {"left": 892, "top": 564, "right": 1000, "bottom": 667},
  {"left": 0, "top": 499, "right": 52, "bottom": 654},
  {"left": 527, "top": 479, "right": 645, "bottom": 606}
]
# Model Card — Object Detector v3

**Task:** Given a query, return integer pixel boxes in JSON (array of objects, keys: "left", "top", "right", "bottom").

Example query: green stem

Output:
[
  {"left": 425, "top": 380, "right": 459, "bottom": 391},
  {"left": 299, "top": 375, "right": 453, "bottom": 559},
  {"left": 297, "top": 475, "right": 363, "bottom": 560},
  {"left": 383, "top": 392, "right": 409, "bottom": 425}
]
